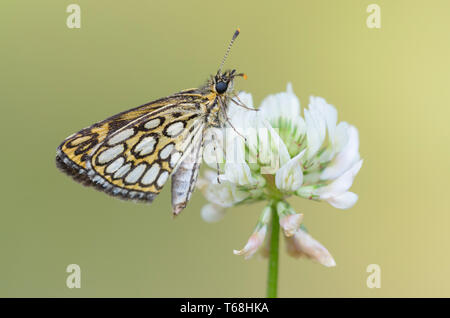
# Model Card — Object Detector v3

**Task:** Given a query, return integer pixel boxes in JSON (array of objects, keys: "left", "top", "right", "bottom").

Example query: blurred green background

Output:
[{"left": 1, "top": 0, "right": 449, "bottom": 297}]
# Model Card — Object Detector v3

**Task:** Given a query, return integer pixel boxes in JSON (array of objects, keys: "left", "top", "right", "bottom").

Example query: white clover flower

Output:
[
  {"left": 233, "top": 206, "right": 271, "bottom": 259},
  {"left": 285, "top": 228, "right": 336, "bottom": 267},
  {"left": 200, "top": 203, "right": 226, "bottom": 223},
  {"left": 275, "top": 150, "right": 306, "bottom": 192},
  {"left": 198, "top": 83, "right": 362, "bottom": 267},
  {"left": 197, "top": 170, "right": 250, "bottom": 209}
]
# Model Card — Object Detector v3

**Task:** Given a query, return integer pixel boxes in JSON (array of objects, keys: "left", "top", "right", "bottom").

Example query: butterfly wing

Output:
[
  {"left": 56, "top": 92, "right": 208, "bottom": 204},
  {"left": 56, "top": 91, "right": 202, "bottom": 173}
]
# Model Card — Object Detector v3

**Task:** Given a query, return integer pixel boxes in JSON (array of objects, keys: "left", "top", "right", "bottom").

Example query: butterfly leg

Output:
[
  {"left": 231, "top": 93, "right": 259, "bottom": 111},
  {"left": 219, "top": 100, "right": 247, "bottom": 142},
  {"left": 210, "top": 132, "right": 222, "bottom": 184}
]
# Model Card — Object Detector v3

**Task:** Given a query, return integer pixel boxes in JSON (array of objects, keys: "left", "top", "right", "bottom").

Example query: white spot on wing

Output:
[
  {"left": 108, "top": 128, "right": 135, "bottom": 145},
  {"left": 141, "top": 163, "right": 161, "bottom": 185},
  {"left": 125, "top": 163, "right": 147, "bottom": 184},
  {"left": 114, "top": 162, "right": 131, "bottom": 179},
  {"left": 144, "top": 118, "right": 161, "bottom": 130},
  {"left": 159, "top": 143, "right": 174, "bottom": 160},
  {"left": 135, "top": 136, "right": 157, "bottom": 156},
  {"left": 165, "top": 122, "right": 184, "bottom": 137},
  {"left": 157, "top": 171, "right": 169, "bottom": 188},
  {"left": 106, "top": 157, "right": 124, "bottom": 174},
  {"left": 98, "top": 144, "right": 124, "bottom": 164}
]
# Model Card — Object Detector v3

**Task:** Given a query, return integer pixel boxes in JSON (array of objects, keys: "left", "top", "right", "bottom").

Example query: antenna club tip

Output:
[
  {"left": 237, "top": 28, "right": 241, "bottom": 33},
  {"left": 243, "top": 73, "right": 248, "bottom": 80}
]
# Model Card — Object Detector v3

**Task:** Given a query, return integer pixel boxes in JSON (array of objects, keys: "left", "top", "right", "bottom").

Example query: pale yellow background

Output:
[{"left": 1, "top": 0, "right": 449, "bottom": 297}]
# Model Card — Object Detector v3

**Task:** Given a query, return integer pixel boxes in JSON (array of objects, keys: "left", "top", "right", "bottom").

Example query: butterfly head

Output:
[{"left": 213, "top": 69, "right": 246, "bottom": 95}]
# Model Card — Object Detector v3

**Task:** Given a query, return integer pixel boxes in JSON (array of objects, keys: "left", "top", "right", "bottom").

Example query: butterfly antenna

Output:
[{"left": 218, "top": 29, "right": 240, "bottom": 73}]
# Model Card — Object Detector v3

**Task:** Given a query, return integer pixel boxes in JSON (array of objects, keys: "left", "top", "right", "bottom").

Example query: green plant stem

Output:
[{"left": 267, "top": 201, "right": 280, "bottom": 298}]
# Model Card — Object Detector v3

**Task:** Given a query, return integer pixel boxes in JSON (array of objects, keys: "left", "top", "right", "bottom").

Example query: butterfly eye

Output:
[{"left": 215, "top": 81, "right": 228, "bottom": 94}]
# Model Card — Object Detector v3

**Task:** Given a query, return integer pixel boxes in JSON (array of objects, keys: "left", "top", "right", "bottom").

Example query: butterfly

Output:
[{"left": 56, "top": 29, "right": 250, "bottom": 216}]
